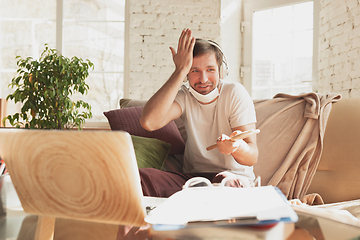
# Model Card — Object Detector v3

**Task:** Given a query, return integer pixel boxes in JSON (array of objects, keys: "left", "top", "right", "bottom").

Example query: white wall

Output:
[
  {"left": 127, "top": 0, "right": 222, "bottom": 99},
  {"left": 318, "top": 0, "right": 360, "bottom": 98},
  {"left": 127, "top": 0, "right": 360, "bottom": 100}
]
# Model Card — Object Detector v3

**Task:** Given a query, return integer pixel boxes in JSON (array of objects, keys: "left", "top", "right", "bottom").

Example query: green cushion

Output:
[{"left": 131, "top": 135, "right": 172, "bottom": 170}]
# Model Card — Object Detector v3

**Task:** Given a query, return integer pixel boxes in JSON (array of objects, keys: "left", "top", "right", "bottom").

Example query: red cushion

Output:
[{"left": 104, "top": 106, "right": 185, "bottom": 155}]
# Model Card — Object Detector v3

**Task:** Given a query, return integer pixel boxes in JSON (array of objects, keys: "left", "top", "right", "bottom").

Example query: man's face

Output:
[{"left": 188, "top": 52, "right": 220, "bottom": 95}]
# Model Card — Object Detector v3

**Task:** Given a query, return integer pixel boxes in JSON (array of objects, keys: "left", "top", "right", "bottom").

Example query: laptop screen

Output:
[{"left": 0, "top": 129, "right": 147, "bottom": 226}]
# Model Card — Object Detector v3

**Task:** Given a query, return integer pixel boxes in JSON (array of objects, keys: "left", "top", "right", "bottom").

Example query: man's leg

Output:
[{"left": 139, "top": 168, "right": 197, "bottom": 198}]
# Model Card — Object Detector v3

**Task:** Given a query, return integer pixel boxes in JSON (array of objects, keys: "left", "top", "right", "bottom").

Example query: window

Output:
[
  {"left": 0, "top": 0, "right": 125, "bottom": 124},
  {"left": 243, "top": 0, "right": 319, "bottom": 99},
  {"left": 0, "top": 0, "right": 57, "bottom": 119}
]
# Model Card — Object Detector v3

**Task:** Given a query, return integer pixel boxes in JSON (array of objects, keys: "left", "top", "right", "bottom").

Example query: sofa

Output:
[
  {"left": 107, "top": 93, "right": 360, "bottom": 239},
  {"left": 110, "top": 93, "right": 360, "bottom": 205},
  {"left": 3, "top": 93, "right": 360, "bottom": 240}
]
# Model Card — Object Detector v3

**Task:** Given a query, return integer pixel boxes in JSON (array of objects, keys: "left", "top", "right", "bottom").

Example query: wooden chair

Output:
[{"left": 0, "top": 129, "right": 147, "bottom": 240}]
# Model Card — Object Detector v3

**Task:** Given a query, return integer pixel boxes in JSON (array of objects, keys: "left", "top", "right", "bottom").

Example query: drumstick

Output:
[{"left": 206, "top": 129, "right": 260, "bottom": 151}]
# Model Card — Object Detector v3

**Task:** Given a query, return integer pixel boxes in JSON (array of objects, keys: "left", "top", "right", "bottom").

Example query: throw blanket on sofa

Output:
[{"left": 253, "top": 93, "right": 341, "bottom": 200}]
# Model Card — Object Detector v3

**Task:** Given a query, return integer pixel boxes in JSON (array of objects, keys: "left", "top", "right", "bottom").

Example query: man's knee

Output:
[{"left": 139, "top": 168, "right": 188, "bottom": 197}]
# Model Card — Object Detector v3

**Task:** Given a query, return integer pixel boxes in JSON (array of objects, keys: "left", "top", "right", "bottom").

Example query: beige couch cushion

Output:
[{"left": 307, "top": 98, "right": 360, "bottom": 203}]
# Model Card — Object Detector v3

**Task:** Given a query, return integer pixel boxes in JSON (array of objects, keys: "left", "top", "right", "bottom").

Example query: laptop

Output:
[{"left": 0, "top": 129, "right": 162, "bottom": 227}]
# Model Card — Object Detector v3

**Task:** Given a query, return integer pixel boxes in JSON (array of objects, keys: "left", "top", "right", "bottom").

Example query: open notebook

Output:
[{"left": 0, "top": 129, "right": 163, "bottom": 227}]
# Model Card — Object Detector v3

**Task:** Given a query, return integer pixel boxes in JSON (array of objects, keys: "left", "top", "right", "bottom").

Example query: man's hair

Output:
[{"left": 193, "top": 38, "right": 223, "bottom": 70}]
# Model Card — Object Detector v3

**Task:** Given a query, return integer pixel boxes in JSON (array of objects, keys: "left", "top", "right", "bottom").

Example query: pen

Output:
[
  {"left": 0, "top": 161, "right": 5, "bottom": 176},
  {"left": 187, "top": 216, "right": 260, "bottom": 226}
]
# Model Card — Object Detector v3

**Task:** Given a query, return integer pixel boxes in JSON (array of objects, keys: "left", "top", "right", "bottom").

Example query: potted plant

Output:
[{"left": 2, "top": 44, "right": 93, "bottom": 129}]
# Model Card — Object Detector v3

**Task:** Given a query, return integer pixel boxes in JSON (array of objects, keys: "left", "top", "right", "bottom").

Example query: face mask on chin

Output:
[{"left": 189, "top": 86, "right": 219, "bottom": 104}]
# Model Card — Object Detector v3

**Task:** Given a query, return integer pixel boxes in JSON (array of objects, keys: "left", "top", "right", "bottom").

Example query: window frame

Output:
[{"left": 242, "top": 0, "right": 320, "bottom": 98}]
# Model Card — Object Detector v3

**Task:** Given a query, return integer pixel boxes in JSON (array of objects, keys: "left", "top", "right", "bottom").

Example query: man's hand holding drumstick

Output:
[{"left": 208, "top": 129, "right": 260, "bottom": 165}]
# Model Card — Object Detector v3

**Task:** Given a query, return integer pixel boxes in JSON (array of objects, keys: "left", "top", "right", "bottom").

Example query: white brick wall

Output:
[
  {"left": 318, "top": 0, "right": 360, "bottom": 98},
  {"left": 127, "top": 0, "right": 360, "bottom": 100},
  {"left": 127, "top": 0, "right": 224, "bottom": 99}
]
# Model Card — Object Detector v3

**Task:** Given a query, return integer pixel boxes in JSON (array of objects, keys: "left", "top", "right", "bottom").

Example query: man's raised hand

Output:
[{"left": 169, "top": 29, "right": 195, "bottom": 74}]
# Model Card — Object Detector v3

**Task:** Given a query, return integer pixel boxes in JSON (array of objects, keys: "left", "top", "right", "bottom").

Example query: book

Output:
[
  {"left": 150, "top": 221, "right": 295, "bottom": 240},
  {"left": 145, "top": 180, "right": 298, "bottom": 231}
]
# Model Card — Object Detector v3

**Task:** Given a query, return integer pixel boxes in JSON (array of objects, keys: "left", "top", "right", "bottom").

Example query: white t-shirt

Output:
[{"left": 174, "top": 81, "right": 257, "bottom": 181}]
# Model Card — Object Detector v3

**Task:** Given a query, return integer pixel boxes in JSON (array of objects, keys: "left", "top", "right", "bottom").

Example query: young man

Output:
[{"left": 139, "top": 29, "right": 258, "bottom": 197}]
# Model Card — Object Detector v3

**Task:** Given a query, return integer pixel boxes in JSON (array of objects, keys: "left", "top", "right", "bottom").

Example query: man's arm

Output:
[
  {"left": 216, "top": 123, "right": 259, "bottom": 166},
  {"left": 140, "top": 29, "right": 195, "bottom": 131}
]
